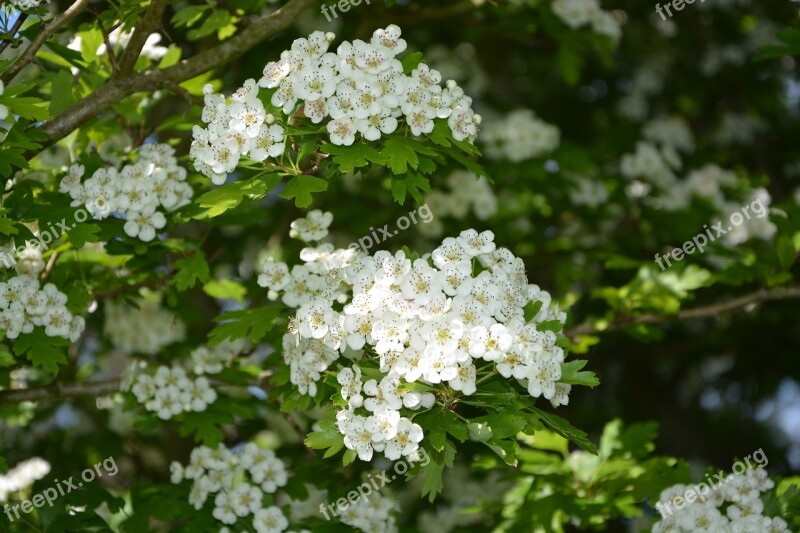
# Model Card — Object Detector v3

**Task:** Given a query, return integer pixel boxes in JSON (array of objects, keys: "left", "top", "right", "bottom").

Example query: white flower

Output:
[
  {"left": 253, "top": 506, "right": 288, "bottom": 533},
  {"left": 213, "top": 491, "right": 239, "bottom": 525},
  {"left": 327, "top": 117, "right": 357, "bottom": 146},
  {"left": 250, "top": 124, "right": 286, "bottom": 162}
]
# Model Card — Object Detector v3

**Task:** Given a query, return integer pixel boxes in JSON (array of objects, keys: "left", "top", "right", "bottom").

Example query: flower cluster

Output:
[
  {"left": 643, "top": 115, "right": 695, "bottom": 153},
  {"left": 258, "top": 214, "right": 572, "bottom": 462},
  {"left": 619, "top": 130, "right": 777, "bottom": 245},
  {"left": 191, "top": 339, "right": 245, "bottom": 375},
  {"left": 481, "top": 110, "right": 560, "bottom": 162},
  {"left": 653, "top": 468, "right": 789, "bottom": 532},
  {"left": 8, "top": 0, "right": 44, "bottom": 10},
  {"left": 551, "top": 0, "right": 621, "bottom": 42},
  {"left": 190, "top": 26, "right": 479, "bottom": 182},
  {"left": 104, "top": 297, "right": 186, "bottom": 355},
  {"left": 170, "top": 443, "right": 291, "bottom": 532},
  {"left": 0, "top": 458, "right": 50, "bottom": 503},
  {"left": 126, "top": 365, "right": 218, "bottom": 420},
  {"left": 60, "top": 143, "right": 192, "bottom": 242},
  {"left": 421, "top": 171, "right": 497, "bottom": 238},
  {"left": 0, "top": 274, "right": 84, "bottom": 341},
  {"left": 338, "top": 490, "right": 398, "bottom": 533}
]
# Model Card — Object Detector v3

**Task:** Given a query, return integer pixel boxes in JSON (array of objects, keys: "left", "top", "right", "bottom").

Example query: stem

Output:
[{"left": 565, "top": 286, "right": 800, "bottom": 338}]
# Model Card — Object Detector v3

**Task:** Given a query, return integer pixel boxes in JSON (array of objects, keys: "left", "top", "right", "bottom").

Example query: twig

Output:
[
  {"left": 40, "top": 251, "right": 59, "bottom": 282},
  {"left": 564, "top": 286, "right": 800, "bottom": 338},
  {"left": 0, "top": 378, "right": 121, "bottom": 404},
  {"left": 1, "top": 0, "right": 90, "bottom": 85},
  {"left": 32, "top": 0, "right": 315, "bottom": 152},
  {"left": 0, "top": 13, "right": 29, "bottom": 56},
  {"left": 115, "top": 0, "right": 169, "bottom": 77},
  {"left": 97, "top": 18, "right": 119, "bottom": 73},
  {"left": 93, "top": 272, "right": 174, "bottom": 300}
]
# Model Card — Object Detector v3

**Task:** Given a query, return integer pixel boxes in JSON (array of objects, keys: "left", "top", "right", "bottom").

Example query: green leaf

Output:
[
  {"left": 529, "top": 406, "right": 598, "bottom": 455},
  {"left": 401, "top": 51, "right": 425, "bottom": 74},
  {"left": 776, "top": 235, "right": 796, "bottom": 270},
  {"left": 208, "top": 306, "right": 281, "bottom": 346},
  {"left": 49, "top": 70, "right": 76, "bottom": 115},
  {"left": 342, "top": 449, "right": 357, "bottom": 466},
  {"left": 305, "top": 419, "right": 345, "bottom": 459},
  {"left": 0, "top": 148, "right": 29, "bottom": 177},
  {"left": 430, "top": 428, "right": 446, "bottom": 452},
  {"left": 559, "top": 360, "right": 600, "bottom": 388},
  {"left": 171, "top": 4, "right": 212, "bottom": 27},
  {"left": 381, "top": 137, "right": 421, "bottom": 174},
  {"left": 0, "top": 96, "right": 49, "bottom": 121},
  {"left": 172, "top": 251, "right": 211, "bottom": 291},
  {"left": 12, "top": 329, "right": 69, "bottom": 375},
  {"left": 197, "top": 173, "right": 281, "bottom": 217},
  {"left": 0, "top": 455, "right": 6, "bottom": 473},
  {"left": 0, "top": 217, "right": 19, "bottom": 236},
  {"left": 280, "top": 175, "right": 328, "bottom": 208},
  {"left": 187, "top": 9, "right": 233, "bottom": 41},
  {"left": 66, "top": 223, "right": 101, "bottom": 249},
  {"left": 203, "top": 279, "right": 247, "bottom": 303},
  {"left": 179, "top": 412, "right": 228, "bottom": 447},
  {"left": 322, "top": 142, "right": 386, "bottom": 173},
  {"left": 421, "top": 441, "right": 456, "bottom": 502},
  {"left": 391, "top": 172, "right": 431, "bottom": 205}
]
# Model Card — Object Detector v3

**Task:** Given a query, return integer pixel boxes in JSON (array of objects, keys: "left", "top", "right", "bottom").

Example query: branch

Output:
[
  {"left": 0, "top": 379, "right": 120, "bottom": 404},
  {"left": 115, "top": 0, "right": 169, "bottom": 77},
  {"left": 1, "top": 0, "right": 90, "bottom": 85},
  {"left": 0, "top": 13, "right": 29, "bottom": 56},
  {"left": 35, "top": 0, "right": 315, "bottom": 151},
  {"left": 565, "top": 286, "right": 800, "bottom": 338}
]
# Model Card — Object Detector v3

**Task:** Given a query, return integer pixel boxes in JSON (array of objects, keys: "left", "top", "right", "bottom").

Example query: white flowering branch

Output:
[
  {"left": 1, "top": 0, "right": 90, "bottom": 85},
  {"left": 565, "top": 286, "right": 800, "bottom": 338},
  {"left": 33, "top": 0, "right": 315, "bottom": 150}
]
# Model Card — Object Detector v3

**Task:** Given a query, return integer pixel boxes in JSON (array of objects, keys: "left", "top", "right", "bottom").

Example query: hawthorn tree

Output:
[{"left": 0, "top": 0, "right": 799, "bottom": 531}]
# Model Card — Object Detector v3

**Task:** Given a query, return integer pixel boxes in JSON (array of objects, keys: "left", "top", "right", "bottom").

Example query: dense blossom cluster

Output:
[
  {"left": 60, "top": 143, "right": 192, "bottom": 242},
  {"left": 120, "top": 340, "right": 245, "bottom": 419},
  {"left": 0, "top": 458, "right": 50, "bottom": 503},
  {"left": 0, "top": 274, "right": 84, "bottom": 341},
  {"left": 190, "top": 26, "right": 479, "bottom": 183},
  {"left": 338, "top": 490, "right": 399, "bottom": 533},
  {"left": 420, "top": 171, "right": 497, "bottom": 238},
  {"left": 481, "top": 110, "right": 560, "bottom": 162},
  {"left": 620, "top": 121, "right": 776, "bottom": 246},
  {"left": 551, "top": 0, "right": 621, "bottom": 42},
  {"left": 257, "top": 212, "right": 571, "bottom": 462},
  {"left": 8, "top": 0, "right": 44, "bottom": 10},
  {"left": 125, "top": 365, "right": 218, "bottom": 420},
  {"left": 171, "top": 443, "right": 292, "bottom": 532},
  {"left": 104, "top": 298, "right": 186, "bottom": 355},
  {"left": 652, "top": 468, "right": 789, "bottom": 532}
]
